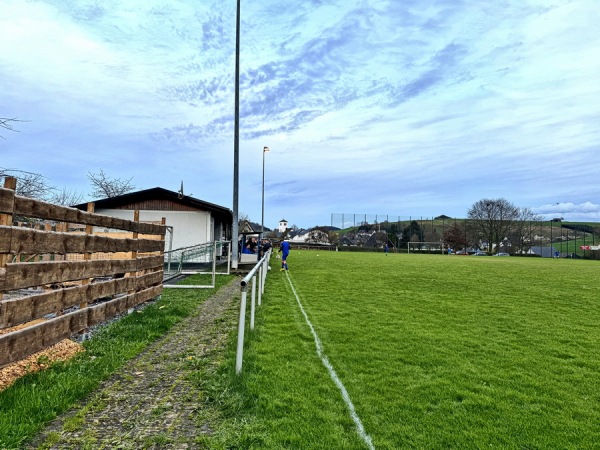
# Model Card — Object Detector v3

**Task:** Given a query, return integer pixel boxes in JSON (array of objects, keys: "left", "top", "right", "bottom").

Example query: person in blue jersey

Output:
[{"left": 279, "top": 239, "right": 291, "bottom": 271}]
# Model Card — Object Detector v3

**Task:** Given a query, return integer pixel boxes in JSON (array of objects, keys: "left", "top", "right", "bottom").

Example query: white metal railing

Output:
[
  {"left": 163, "top": 241, "right": 231, "bottom": 288},
  {"left": 235, "top": 248, "right": 272, "bottom": 374}
]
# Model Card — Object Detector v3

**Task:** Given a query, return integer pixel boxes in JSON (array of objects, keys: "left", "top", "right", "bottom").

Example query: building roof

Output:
[{"left": 74, "top": 187, "right": 232, "bottom": 222}]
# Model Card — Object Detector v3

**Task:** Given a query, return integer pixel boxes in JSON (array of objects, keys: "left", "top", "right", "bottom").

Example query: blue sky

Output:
[{"left": 2, "top": 0, "right": 599, "bottom": 229}]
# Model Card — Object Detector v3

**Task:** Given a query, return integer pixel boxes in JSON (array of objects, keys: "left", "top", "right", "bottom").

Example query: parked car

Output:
[
  {"left": 493, "top": 252, "right": 510, "bottom": 256},
  {"left": 472, "top": 251, "right": 488, "bottom": 256}
]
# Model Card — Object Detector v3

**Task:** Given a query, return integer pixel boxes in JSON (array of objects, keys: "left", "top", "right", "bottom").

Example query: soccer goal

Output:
[{"left": 407, "top": 242, "right": 445, "bottom": 254}]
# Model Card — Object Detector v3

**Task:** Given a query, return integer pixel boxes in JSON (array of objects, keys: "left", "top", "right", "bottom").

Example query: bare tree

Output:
[
  {"left": 509, "top": 207, "right": 542, "bottom": 254},
  {"left": 49, "top": 187, "right": 85, "bottom": 206},
  {"left": 468, "top": 198, "right": 520, "bottom": 253},
  {"left": 0, "top": 117, "right": 21, "bottom": 139},
  {"left": 0, "top": 167, "right": 54, "bottom": 199},
  {"left": 88, "top": 169, "right": 135, "bottom": 199},
  {"left": 237, "top": 212, "right": 250, "bottom": 224}
]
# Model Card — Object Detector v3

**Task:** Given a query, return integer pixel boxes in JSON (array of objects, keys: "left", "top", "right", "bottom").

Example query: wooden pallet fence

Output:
[{"left": 0, "top": 178, "right": 167, "bottom": 367}]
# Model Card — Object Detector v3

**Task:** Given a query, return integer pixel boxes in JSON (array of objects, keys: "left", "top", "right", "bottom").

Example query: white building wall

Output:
[{"left": 96, "top": 209, "right": 211, "bottom": 250}]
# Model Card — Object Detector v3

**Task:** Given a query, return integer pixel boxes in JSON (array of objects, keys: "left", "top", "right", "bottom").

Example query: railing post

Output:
[
  {"left": 261, "top": 256, "right": 268, "bottom": 294},
  {"left": 235, "top": 288, "right": 248, "bottom": 374},
  {"left": 258, "top": 265, "right": 263, "bottom": 306},
  {"left": 212, "top": 240, "right": 217, "bottom": 287},
  {"left": 250, "top": 275, "right": 257, "bottom": 330},
  {"left": 236, "top": 248, "right": 272, "bottom": 375}
]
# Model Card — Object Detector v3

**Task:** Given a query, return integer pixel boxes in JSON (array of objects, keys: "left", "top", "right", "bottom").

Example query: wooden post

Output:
[
  {"left": 43, "top": 222, "right": 52, "bottom": 261},
  {"left": 80, "top": 202, "right": 95, "bottom": 309},
  {"left": 127, "top": 210, "right": 140, "bottom": 285},
  {"left": 160, "top": 216, "right": 166, "bottom": 267},
  {"left": 0, "top": 177, "right": 17, "bottom": 301}
]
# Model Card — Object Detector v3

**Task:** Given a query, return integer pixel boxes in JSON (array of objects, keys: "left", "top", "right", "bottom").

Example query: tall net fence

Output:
[{"left": 330, "top": 213, "right": 600, "bottom": 258}]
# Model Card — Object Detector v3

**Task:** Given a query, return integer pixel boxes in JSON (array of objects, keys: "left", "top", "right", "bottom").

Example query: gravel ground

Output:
[{"left": 27, "top": 279, "right": 241, "bottom": 450}]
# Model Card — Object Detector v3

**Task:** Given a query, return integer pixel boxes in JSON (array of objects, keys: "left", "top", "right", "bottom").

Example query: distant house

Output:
[
  {"left": 74, "top": 187, "right": 232, "bottom": 251},
  {"left": 339, "top": 236, "right": 355, "bottom": 246},
  {"left": 289, "top": 227, "right": 331, "bottom": 245},
  {"left": 365, "top": 231, "right": 389, "bottom": 248}
]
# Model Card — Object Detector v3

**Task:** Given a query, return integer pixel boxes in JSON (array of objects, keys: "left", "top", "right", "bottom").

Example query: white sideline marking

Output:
[{"left": 285, "top": 272, "right": 375, "bottom": 450}]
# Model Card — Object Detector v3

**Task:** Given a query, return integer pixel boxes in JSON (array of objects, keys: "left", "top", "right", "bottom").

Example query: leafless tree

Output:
[
  {"left": 87, "top": 169, "right": 135, "bottom": 199},
  {"left": 0, "top": 167, "right": 54, "bottom": 199},
  {"left": 509, "top": 207, "right": 542, "bottom": 254},
  {"left": 49, "top": 187, "right": 85, "bottom": 206},
  {"left": 0, "top": 117, "right": 21, "bottom": 138},
  {"left": 237, "top": 212, "right": 250, "bottom": 224},
  {"left": 468, "top": 198, "right": 520, "bottom": 253}
]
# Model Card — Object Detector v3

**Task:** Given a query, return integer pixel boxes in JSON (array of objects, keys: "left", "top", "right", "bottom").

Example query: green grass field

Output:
[{"left": 222, "top": 251, "right": 600, "bottom": 449}]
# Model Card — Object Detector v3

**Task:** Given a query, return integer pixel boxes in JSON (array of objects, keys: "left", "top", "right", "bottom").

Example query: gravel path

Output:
[{"left": 28, "top": 279, "right": 241, "bottom": 450}]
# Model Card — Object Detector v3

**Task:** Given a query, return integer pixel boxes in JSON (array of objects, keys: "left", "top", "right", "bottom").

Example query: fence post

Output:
[
  {"left": 78, "top": 202, "right": 96, "bottom": 309},
  {"left": 0, "top": 177, "right": 17, "bottom": 302}
]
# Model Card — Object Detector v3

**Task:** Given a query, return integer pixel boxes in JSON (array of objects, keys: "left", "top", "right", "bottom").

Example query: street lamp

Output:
[{"left": 259, "top": 146, "right": 270, "bottom": 259}]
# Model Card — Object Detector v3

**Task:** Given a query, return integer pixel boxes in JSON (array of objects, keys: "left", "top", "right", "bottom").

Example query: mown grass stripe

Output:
[{"left": 285, "top": 270, "right": 376, "bottom": 450}]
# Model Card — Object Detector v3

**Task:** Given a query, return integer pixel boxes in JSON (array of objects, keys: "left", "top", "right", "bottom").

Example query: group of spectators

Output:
[
  {"left": 239, "top": 236, "right": 290, "bottom": 270},
  {"left": 241, "top": 237, "right": 272, "bottom": 257}
]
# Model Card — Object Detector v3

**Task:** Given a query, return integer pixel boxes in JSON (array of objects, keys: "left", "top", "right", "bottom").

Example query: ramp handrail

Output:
[{"left": 235, "top": 248, "right": 272, "bottom": 374}]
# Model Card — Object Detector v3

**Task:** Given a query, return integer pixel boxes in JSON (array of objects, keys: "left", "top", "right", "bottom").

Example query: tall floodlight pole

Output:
[
  {"left": 231, "top": 0, "right": 241, "bottom": 269},
  {"left": 259, "top": 146, "right": 270, "bottom": 259}
]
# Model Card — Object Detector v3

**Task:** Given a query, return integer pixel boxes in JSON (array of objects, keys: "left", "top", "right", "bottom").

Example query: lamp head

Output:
[{"left": 263, "top": 146, "right": 270, "bottom": 153}]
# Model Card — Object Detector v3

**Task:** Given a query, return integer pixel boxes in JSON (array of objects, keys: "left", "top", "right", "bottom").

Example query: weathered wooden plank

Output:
[
  {"left": 135, "top": 285, "right": 163, "bottom": 305},
  {"left": 13, "top": 197, "right": 166, "bottom": 235},
  {"left": 1, "top": 226, "right": 164, "bottom": 254},
  {"left": 14, "top": 197, "right": 79, "bottom": 223},
  {"left": 0, "top": 268, "right": 5, "bottom": 291},
  {"left": 0, "top": 283, "right": 163, "bottom": 367},
  {"left": 137, "top": 238, "right": 163, "bottom": 253},
  {"left": 0, "top": 271, "right": 163, "bottom": 328},
  {"left": 0, "top": 309, "right": 88, "bottom": 367},
  {"left": 85, "top": 284, "right": 162, "bottom": 327},
  {"left": 4, "top": 259, "right": 137, "bottom": 290},
  {"left": 4, "top": 255, "right": 164, "bottom": 290},
  {"left": 0, "top": 188, "right": 15, "bottom": 216},
  {"left": 137, "top": 254, "right": 164, "bottom": 271}
]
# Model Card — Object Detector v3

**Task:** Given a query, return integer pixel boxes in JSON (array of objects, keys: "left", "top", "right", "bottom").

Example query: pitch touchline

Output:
[{"left": 285, "top": 272, "right": 375, "bottom": 450}]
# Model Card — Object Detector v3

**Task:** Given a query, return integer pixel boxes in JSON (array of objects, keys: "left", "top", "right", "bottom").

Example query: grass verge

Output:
[
  {"left": 0, "top": 274, "right": 234, "bottom": 450},
  {"left": 208, "top": 251, "right": 600, "bottom": 449}
]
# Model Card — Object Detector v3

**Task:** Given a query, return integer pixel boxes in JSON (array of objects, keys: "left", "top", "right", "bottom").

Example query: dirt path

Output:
[{"left": 28, "top": 280, "right": 241, "bottom": 450}]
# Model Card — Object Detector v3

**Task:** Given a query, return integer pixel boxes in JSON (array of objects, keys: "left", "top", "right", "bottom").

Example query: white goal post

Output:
[{"left": 407, "top": 242, "right": 446, "bottom": 254}]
